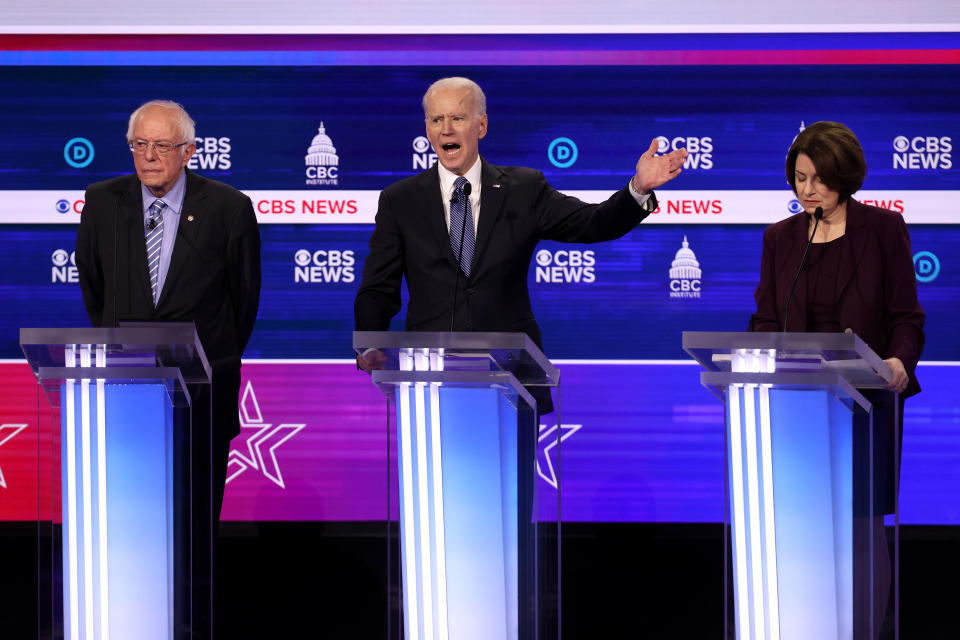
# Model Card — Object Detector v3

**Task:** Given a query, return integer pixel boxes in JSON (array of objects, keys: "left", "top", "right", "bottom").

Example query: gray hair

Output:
[
  {"left": 126, "top": 100, "right": 196, "bottom": 146},
  {"left": 422, "top": 77, "right": 486, "bottom": 117}
]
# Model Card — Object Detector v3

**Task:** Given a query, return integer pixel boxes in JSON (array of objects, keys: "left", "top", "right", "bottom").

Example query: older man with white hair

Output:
[
  {"left": 355, "top": 76, "right": 688, "bottom": 413},
  {"left": 353, "top": 75, "right": 687, "bottom": 639},
  {"left": 75, "top": 97, "right": 260, "bottom": 552}
]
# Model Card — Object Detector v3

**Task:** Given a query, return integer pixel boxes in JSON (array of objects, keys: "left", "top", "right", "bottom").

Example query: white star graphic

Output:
[
  {"left": 536, "top": 423, "right": 582, "bottom": 490},
  {"left": 226, "top": 382, "right": 304, "bottom": 489},
  {"left": 0, "top": 423, "right": 28, "bottom": 489}
]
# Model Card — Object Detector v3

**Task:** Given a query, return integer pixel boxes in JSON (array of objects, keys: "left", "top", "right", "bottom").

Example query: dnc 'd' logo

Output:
[
  {"left": 913, "top": 251, "right": 940, "bottom": 283},
  {"left": 305, "top": 122, "right": 340, "bottom": 186},
  {"left": 548, "top": 137, "right": 578, "bottom": 168},
  {"left": 668, "top": 236, "right": 702, "bottom": 299},
  {"left": 64, "top": 138, "right": 94, "bottom": 168}
]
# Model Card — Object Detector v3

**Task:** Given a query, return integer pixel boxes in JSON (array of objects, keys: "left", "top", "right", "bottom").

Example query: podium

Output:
[
  {"left": 20, "top": 324, "right": 212, "bottom": 640},
  {"left": 683, "top": 332, "right": 899, "bottom": 640},
  {"left": 354, "top": 331, "right": 561, "bottom": 640}
]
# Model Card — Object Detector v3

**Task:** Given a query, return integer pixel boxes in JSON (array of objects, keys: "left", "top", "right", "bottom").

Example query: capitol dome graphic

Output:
[
  {"left": 305, "top": 123, "right": 339, "bottom": 166},
  {"left": 669, "top": 236, "right": 702, "bottom": 280}
]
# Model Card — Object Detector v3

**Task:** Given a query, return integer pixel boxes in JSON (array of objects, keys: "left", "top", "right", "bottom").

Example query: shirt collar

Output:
[
  {"left": 141, "top": 169, "right": 187, "bottom": 216},
  {"left": 437, "top": 156, "right": 482, "bottom": 200}
]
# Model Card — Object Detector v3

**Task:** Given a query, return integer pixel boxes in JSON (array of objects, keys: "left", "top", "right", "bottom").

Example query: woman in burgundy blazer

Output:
[
  {"left": 749, "top": 121, "right": 925, "bottom": 397},
  {"left": 751, "top": 120, "right": 924, "bottom": 635}
]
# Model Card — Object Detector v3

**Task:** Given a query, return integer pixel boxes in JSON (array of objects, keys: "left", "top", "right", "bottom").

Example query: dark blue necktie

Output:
[{"left": 449, "top": 176, "right": 475, "bottom": 277}]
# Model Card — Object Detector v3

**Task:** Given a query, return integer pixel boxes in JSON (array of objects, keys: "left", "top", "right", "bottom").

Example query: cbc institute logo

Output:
[
  {"left": 305, "top": 122, "right": 339, "bottom": 186},
  {"left": 669, "top": 236, "right": 702, "bottom": 298}
]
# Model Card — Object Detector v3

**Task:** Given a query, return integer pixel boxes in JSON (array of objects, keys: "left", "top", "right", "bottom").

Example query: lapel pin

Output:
[
  {"left": 492, "top": 184, "right": 501, "bottom": 189},
  {"left": 187, "top": 215, "right": 194, "bottom": 222}
]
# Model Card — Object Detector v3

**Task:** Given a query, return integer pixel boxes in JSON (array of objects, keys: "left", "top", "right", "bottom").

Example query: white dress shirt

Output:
[{"left": 437, "top": 157, "right": 483, "bottom": 235}]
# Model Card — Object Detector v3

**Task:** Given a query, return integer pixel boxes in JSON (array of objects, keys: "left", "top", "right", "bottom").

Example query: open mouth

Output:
[{"left": 441, "top": 143, "right": 461, "bottom": 153}]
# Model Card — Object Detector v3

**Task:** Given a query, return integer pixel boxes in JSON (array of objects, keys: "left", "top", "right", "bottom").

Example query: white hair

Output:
[
  {"left": 422, "top": 77, "right": 486, "bottom": 116},
  {"left": 126, "top": 100, "right": 196, "bottom": 147}
]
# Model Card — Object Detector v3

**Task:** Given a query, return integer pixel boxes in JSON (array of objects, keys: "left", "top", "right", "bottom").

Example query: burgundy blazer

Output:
[{"left": 749, "top": 198, "right": 925, "bottom": 397}]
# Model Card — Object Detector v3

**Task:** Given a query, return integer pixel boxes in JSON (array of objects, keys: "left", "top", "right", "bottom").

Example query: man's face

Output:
[
  {"left": 424, "top": 87, "right": 487, "bottom": 176},
  {"left": 130, "top": 106, "right": 195, "bottom": 197}
]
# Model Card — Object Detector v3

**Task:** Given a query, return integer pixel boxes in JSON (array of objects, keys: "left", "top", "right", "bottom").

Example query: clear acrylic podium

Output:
[
  {"left": 20, "top": 324, "right": 212, "bottom": 640},
  {"left": 353, "top": 331, "right": 561, "bottom": 640},
  {"left": 683, "top": 331, "right": 899, "bottom": 640}
]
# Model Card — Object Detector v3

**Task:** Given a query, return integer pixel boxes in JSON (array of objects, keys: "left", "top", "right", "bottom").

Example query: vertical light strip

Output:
[
  {"left": 743, "top": 383, "right": 766, "bottom": 640},
  {"left": 413, "top": 349, "right": 434, "bottom": 640},
  {"left": 398, "top": 383, "right": 420, "bottom": 640},
  {"left": 431, "top": 348, "right": 445, "bottom": 372},
  {"left": 415, "top": 349, "right": 428, "bottom": 372},
  {"left": 727, "top": 387, "right": 751, "bottom": 638},
  {"left": 64, "top": 345, "right": 80, "bottom": 639},
  {"left": 758, "top": 384, "right": 780, "bottom": 640},
  {"left": 79, "top": 345, "right": 95, "bottom": 640},
  {"left": 429, "top": 382, "right": 449, "bottom": 640},
  {"left": 414, "top": 381, "right": 434, "bottom": 640},
  {"left": 95, "top": 344, "right": 110, "bottom": 640}
]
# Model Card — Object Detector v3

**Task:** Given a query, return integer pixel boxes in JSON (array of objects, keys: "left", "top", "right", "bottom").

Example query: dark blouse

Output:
[{"left": 805, "top": 235, "right": 845, "bottom": 332}]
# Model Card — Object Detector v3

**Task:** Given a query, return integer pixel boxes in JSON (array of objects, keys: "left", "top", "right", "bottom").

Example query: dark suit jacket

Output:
[
  {"left": 75, "top": 169, "right": 261, "bottom": 438},
  {"left": 354, "top": 159, "right": 655, "bottom": 411},
  {"left": 749, "top": 197, "right": 925, "bottom": 397}
]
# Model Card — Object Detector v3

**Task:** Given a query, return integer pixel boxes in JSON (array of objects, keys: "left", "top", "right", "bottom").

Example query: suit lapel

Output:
[
  {"left": 117, "top": 179, "right": 153, "bottom": 304},
  {"left": 157, "top": 170, "right": 204, "bottom": 308},
  {"left": 834, "top": 198, "right": 869, "bottom": 303},
  {"left": 472, "top": 159, "right": 506, "bottom": 276},
  {"left": 417, "top": 165, "right": 457, "bottom": 267},
  {"left": 779, "top": 213, "right": 810, "bottom": 331}
]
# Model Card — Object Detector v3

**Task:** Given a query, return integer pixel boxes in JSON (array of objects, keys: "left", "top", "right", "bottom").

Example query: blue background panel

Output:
[
  {"left": 1, "top": 224, "right": 954, "bottom": 362},
  {"left": 0, "top": 65, "right": 957, "bottom": 191}
]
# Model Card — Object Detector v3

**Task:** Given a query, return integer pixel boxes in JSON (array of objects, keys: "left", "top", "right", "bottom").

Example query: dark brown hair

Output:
[{"left": 785, "top": 121, "right": 866, "bottom": 203}]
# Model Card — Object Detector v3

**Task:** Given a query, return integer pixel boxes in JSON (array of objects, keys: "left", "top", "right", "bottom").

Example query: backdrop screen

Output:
[{"left": 1, "top": 32, "right": 957, "bottom": 523}]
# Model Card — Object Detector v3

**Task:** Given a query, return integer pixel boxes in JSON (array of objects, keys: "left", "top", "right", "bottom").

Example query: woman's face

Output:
[{"left": 793, "top": 152, "right": 842, "bottom": 219}]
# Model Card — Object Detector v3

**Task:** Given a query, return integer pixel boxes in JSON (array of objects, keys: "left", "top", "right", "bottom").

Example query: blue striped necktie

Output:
[
  {"left": 145, "top": 199, "right": 166, "bottom": 305},
  {"left": 449, "top": 176, "right": 475, "bottom": 277}
]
